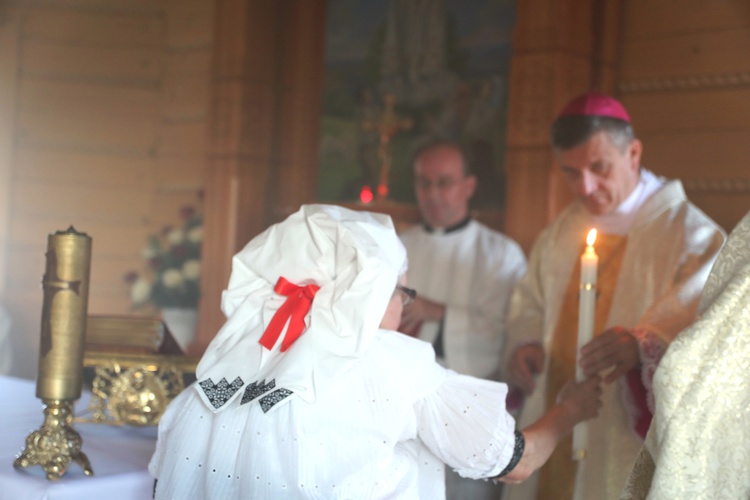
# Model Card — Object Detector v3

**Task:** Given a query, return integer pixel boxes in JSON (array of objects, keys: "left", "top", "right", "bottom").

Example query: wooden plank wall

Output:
[
  {"left": 618, "top": 0, "right": 750, "bottom": 232},
  {"left": 0, "top": 0, "right": 213, "bottom": 378},
  {"left": 0, "top": 7, "right": 21, "bottom": 316}
]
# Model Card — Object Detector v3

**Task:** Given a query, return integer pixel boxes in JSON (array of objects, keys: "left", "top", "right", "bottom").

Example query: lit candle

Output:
[{"left": 573, "top": 228, "right": 597, "bottom": 460}]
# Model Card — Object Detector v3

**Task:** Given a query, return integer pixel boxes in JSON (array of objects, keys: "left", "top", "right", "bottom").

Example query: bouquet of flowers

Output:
[{"left": 125, "top": 206, "right": 203, "bottom": 310}]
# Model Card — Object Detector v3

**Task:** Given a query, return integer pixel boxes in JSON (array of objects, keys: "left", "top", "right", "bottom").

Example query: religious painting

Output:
[{"left": 316, "top": 0, "right": 516, "bottom": 207}]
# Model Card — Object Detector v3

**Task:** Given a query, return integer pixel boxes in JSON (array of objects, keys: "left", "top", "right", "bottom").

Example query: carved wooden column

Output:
[
  {"left": 504, "top": 0, "right": 622, "bottom": 252},
  {"left": 195, "top": 0, "right": 325, "bottom": 351},
  {"left": 269, "top": 1, "right": 326, "bottom": 220}
]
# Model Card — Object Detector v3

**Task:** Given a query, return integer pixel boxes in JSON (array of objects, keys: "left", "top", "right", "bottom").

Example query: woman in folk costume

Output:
[
  {"left": 149, "top": 204, "right": 601, "bottom": 499},
  {"left": 621, "top": 210, "right": 750, "bottom": 499}
]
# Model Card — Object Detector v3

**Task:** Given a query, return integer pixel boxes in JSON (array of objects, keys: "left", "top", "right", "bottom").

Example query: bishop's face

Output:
[
  {"left": 414, "top": 146, "right": 476, "bottom": 228},
  {"left": 556, "top": 131, "right": 642, "bottom": 216}
]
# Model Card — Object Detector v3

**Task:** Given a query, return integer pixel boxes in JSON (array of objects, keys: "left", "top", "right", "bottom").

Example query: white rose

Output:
[
  {"left": 182, "top": 260, "right": 201, "bottom": 280},
  {"left": 131, "top": 278, "right": 152, "bottom": 304},
  {"left": 162, "top": 268, "right": 184, "bottom": 288},
  {"left": 167, "top": 228, "right": 185, "bottom": 245},
  {"left": 142, "top": 245, "right": 158, "bottom": 259},
  {"left": 187, "top": 226, "right": 203, "bottom": 243}
]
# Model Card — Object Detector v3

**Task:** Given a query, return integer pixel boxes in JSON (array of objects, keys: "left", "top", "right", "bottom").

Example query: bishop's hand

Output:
[
  {"left": 557, "top": 376, "right": 603, "bottom": 423},
  {"left": 579, "top": 326, "right": 640, "bottom": 383}
]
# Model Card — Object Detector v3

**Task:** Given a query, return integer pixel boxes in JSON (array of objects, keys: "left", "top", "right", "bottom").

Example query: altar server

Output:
[
  {"left": 398, "top": 141, "right": 526, "bottom": 500},
  {"left": 399, "top": 139, "right": 526, "bottom": 380}
]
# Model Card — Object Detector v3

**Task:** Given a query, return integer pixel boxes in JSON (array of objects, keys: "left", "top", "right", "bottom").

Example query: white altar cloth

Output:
[{"left": 0, "top": 376, "right": 156, "bottom": 500}]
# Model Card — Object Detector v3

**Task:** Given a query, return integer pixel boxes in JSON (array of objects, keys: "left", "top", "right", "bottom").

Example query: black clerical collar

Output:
[{"left": 423, "top": 216, "right": 472, "bottom": 234}]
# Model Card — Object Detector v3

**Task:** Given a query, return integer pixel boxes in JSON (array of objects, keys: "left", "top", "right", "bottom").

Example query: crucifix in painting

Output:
[
  {"left": 370, "top": 93, "right": 413, "bottom": 200},
  {"left": 317, "top": 0, "right": 515, "bottom": 207}
]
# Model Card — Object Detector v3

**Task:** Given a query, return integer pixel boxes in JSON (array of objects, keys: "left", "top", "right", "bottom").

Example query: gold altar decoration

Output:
[
  {"left": 79, "top": 315, "right": 197, "bottom": 426},
  {"left": 14, "top": 227, "right": 93, "bottom": 480},
  {"left": 78, "top": 352, "right": 197, "bottom": 427}
]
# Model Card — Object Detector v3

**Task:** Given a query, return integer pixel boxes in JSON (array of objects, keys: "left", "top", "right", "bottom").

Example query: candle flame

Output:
[{"left": 586, "top": 228, "right": 597, "bottom": 246}]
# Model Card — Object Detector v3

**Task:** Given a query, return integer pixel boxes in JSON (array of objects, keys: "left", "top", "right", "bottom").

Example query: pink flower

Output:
[{"left": 180, "top": 205, "right": 195, "bottom": 220}]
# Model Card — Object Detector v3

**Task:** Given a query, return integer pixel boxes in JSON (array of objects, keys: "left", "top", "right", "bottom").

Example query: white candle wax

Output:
[
  {"left": 576, "top": 231, "right": 598, "bottom": 381},
  {"left": 573, "top": 228, "right": 598, "bottom": 460}
]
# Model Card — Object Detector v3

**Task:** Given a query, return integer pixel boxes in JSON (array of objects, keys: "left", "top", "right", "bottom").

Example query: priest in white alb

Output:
[
  {"left": 399, "top": 140, "right": 526, "bottom": 500},
  {"left": 502, "top": 92, "right": 725, "bottom": 500},
  {"left": 399, "top": 140, "right": 526, "bottom": 380}
]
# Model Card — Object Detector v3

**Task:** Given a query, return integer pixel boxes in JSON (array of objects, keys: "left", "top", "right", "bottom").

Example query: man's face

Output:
[
  {"left": 414, "top": 146, "right": 476, "bottom": 228},
  {"left": 556, "top": 131, "right": 642, "bottom": 215}
]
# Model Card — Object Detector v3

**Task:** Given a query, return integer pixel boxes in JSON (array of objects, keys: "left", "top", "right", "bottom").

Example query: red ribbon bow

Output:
[{"left": 258, "top": 277, "right": 320, "bottom": 352}]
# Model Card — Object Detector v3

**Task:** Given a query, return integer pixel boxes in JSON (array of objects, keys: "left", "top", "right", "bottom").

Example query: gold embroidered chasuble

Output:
[
  {"left": 536, "top": 234, "right": 627, "bottom": 500},
  {"left": 502, "top": 180, "right": 725, "bottom": 500},
  {"left": 621, "top": 211, "right": 750, "bottom": 499}
]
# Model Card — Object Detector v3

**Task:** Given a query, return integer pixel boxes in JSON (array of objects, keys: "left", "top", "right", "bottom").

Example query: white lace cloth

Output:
[
  {"left": 0, "top": 376, "right": 156, "bottom": 500},
  {"left": 0, "top": 304, "right": 12, "bottom": 375}
]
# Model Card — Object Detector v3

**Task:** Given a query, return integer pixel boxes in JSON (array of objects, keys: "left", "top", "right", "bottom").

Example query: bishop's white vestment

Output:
[
  {"left": 503, "top": 179, "right": 725, "bottom": 500},
  {"left": 399, "top": 219, "right": 526, "bottom": 379}
]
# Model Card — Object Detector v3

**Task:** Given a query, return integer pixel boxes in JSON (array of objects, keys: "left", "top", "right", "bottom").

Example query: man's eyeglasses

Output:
[
  {"left": 415, "top": 176, "right": 464, "bottom": 191},
  {"left": 396, "top": 285, "right": 417, "bottom": 306}
]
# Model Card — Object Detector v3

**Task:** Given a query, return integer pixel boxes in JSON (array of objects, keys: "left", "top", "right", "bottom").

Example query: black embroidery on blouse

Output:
[
  {"left": 199, "top": 376, "right": 244, "bottom": 409},
  {"left": 259, "top": 388, "right": 293, "bottom": 413},
  {"left": 496, "top": 430, "right": 525, "bottom": 478},
  {"left": 241, "top": 379, "right": 276, "bottom": 405}
]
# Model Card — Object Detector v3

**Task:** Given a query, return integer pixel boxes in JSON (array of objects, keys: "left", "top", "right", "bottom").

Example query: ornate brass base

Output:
[
  {"left": 80, "top": 353, "right": 196, "bottom": 427},
  {"left": 13, "top": 399, "right": 93, "bottom": 480}
]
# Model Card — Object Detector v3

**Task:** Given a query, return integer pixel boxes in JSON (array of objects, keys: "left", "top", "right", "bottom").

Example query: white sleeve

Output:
[{"left": 414, "top": 370, "right": 516, "bottom": 480}]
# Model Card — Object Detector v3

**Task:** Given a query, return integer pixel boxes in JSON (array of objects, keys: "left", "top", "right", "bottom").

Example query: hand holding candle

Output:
[{"left": 573, "top": 228, "right": 598, "bottom": 460}]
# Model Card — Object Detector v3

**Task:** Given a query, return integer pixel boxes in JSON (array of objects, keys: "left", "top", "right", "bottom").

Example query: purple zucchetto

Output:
[{"left": 557, "top": 91, "right": 631, "bottom": 123}]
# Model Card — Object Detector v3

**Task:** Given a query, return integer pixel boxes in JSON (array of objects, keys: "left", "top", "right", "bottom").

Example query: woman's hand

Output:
[
  {"left": 496, "top": 376, "right": 603, "bottom": 484},
  {"left": 557, "top": 376, "right": 603, "bottom": 423}
]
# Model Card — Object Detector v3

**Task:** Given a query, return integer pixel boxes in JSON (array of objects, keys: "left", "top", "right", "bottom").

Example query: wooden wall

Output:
[
  {"left": 504, "top": 0, "right": 623, "bottom": 252},
  {"left": 503, "top": 0, "right": 750, "bottom": 252},
  {"left": 2, "top": 1, "right": 750, "bottom": 374},
  {"left": 618, "top": 0, "right": 750, "bottom": 232},
  {"left": 195, "top": 0, "right": 326, "bottom": 348},
  {"left": 0, "top": 0, "right": 213, "bottom": 378}
]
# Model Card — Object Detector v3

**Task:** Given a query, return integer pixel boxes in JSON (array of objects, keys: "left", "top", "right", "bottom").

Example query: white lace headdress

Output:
[{"left": 194, "top": 204, "right": 407, "bottom": 413}]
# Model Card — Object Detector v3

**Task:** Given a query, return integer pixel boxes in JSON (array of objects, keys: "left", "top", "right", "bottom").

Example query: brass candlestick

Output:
[{"left": 14, "top": 227, "right": 94, "bottom": 480}]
